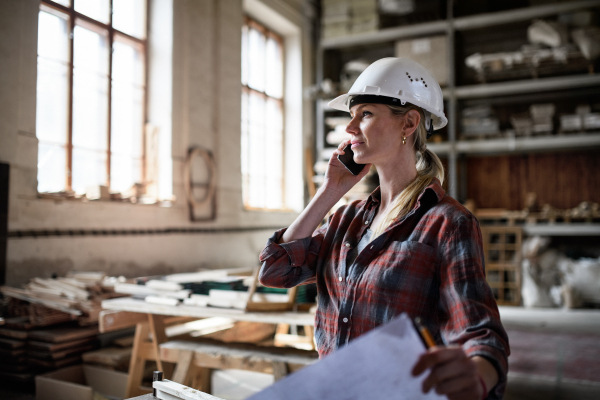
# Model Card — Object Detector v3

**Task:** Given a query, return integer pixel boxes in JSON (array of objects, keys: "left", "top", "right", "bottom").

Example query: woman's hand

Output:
[
  {"left": 411, "top": 346, "right": 485, "bottom": 400},
  {"left": 322, "top": 139, "right": 372, "bottom": 198}
]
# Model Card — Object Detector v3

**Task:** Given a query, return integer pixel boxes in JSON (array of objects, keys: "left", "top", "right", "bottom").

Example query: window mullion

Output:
[
  {"left": 106, "top": 1, "right": 113, "bottom": 189},
  {"left": 66, "top": 7, "right": 75, "bottom": 191}
]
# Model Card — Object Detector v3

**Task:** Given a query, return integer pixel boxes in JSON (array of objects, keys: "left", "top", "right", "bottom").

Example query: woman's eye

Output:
[{"left": 362, "top": 111, "right": 372, "bottom": 117}]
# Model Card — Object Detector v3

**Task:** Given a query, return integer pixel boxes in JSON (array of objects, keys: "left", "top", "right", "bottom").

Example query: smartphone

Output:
[{"left": 337, "top": 144, "right": 366, "bottom": 176}]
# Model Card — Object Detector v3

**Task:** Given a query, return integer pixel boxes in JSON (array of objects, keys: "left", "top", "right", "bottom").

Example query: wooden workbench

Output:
[
  {"left": 101, "top": 297, "right": 315, "bottom": 326},
  {"left": 101, "top": 298, "right": 315, "bottom": 397}
]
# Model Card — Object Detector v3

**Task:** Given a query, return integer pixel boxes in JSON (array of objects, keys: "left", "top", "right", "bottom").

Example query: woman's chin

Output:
[{"left": 353, "top": 154, "right": 368, "bottom": 165}]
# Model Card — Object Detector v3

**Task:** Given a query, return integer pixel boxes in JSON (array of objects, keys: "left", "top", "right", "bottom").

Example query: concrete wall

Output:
[{"left": 0, "top": 0, "right": 314, "bottom": 285}]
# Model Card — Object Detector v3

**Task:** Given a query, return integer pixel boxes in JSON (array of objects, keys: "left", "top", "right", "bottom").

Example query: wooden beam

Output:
[{"left": 100, "top": 310, "right": 148, "bottom": 333}]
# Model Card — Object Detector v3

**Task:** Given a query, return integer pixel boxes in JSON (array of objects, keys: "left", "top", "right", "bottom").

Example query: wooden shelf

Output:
[
  {"left": 320, "top": 0, "right": 600, "bottom": 49},
  {"left": 452, "top": 74, "right": 600, "bottom": 100},
  {"left": 428, "top": 133, "right": 600, "bottom": 156},
  {"left": 523, "top": 223, "right": 600, "bottom": 236}
]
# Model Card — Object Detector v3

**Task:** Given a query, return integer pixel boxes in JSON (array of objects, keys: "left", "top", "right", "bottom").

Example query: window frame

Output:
[
  {"left": 241, "top": 16, "right": 288, "bottom": 211},
  {"left": 38, "top": 0, "right": 149, "bottom": 192}
]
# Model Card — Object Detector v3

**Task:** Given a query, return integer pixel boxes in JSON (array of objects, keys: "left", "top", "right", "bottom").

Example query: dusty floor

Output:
[{"left": 1, "top": 327, "right": 599, "bottom": 400}]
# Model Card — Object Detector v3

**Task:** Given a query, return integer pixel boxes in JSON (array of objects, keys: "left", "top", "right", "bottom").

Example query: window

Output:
[
  {"left": 36, "top": 0, "right": 147, "bottom": 195},
  {"left": 241, "top": 17, "right": 285, "bottom": 210}
]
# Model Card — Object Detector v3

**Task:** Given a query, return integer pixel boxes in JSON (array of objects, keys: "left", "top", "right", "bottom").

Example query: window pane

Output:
[
  {"left": 241, "top": 90, "right": 249, "bottom": 177},
  {"left": 265, "top": 37, "right": 283, "bottom": 99},
  {"left": 73, "top": 25, "right": 109, "bottom": 75},
  {"left": 248, "top": 28, "right": 265, "bottom": 92},
  {"left": 241, "top": 25, "right": 248, "bottom": 86},
  {"left": 74, "top": 0, "right": 110, "bottom": 24},
  {"left": 53, "top": 0, "right": 71, "bottom": 6},
  {"left": 265, "top": 99, "right": 283, "bottom": 209},
  {"left": 38, "top": 10, "right": 69, "bottom": 63},
  {"left": 72, "top": 148, "right": 107, "bottom": 194},
  {"left": 111, "top": 85, "right": 143, "bottom": 158},
  {"left": 72, "top": 26, "right": 109, "bottom": 151},
  {"left": 112, "top": 40, "right": 144, "bottom": 87},
  {"left": 111, "top": 154, "right": 142, "bottom": 192},
  {"left": 73, "top": 70, "right": 108, "bottom": 150},
  {"left": 248, "top": 92, "right": 266, "bottom": 208},
  {"left": 38, "top": 143, "right": 66, "bottom": 193},
  {"left": 37, "top": 10, "right": 70, "bottom": 145},
  {"left": 113, "top": 0, "right": 146, "bottom": 39}
]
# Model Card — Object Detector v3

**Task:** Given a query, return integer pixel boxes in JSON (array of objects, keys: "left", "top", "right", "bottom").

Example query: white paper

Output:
[{"left": 249, "top": 313, "right": 447, "bottom": 400}]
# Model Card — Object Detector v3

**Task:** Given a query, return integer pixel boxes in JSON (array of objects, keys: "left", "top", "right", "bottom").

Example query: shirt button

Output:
[
  {"left": 343, "top": 317, "right": 348, "bottom": 323},
  {"left": 344, "top": 242, "right": 351, "bottom": 248},
  {"left": 338, "top": 276, "right": 343, "bottom": 282},
  {"left": 365, "top": 220, "right": 370, "bottom": 225}
]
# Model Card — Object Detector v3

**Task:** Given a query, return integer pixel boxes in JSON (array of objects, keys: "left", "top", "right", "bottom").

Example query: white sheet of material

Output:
[{"left": 249, "top": 313, "right": 447, "bottom": 400}]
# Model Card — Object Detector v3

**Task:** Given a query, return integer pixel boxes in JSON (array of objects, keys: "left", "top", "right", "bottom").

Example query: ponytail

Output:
[{"left": 369, "top": 105, "right": 445, "bottom": 241}]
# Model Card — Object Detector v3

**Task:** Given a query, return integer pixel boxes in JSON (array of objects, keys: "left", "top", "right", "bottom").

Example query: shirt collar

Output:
[{"left": 365, "top": 178, "right": 445, "bottom": 211}]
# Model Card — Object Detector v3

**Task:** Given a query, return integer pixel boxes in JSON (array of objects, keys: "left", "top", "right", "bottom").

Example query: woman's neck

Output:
[{"left": 375, "top": 156, "right": 418, "bottom": 211}]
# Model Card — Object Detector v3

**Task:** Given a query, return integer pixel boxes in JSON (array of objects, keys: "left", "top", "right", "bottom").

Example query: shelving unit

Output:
[
  {"left": 315, "top": 0, "right": 600, "bottom": 203},
  {"left": 429, "top": 132, "right": 600, "bottom": 155}
]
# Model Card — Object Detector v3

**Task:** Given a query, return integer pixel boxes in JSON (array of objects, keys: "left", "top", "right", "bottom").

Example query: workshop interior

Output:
[{"left": 1, "top": 0, "right": 600, "bottom": 399}]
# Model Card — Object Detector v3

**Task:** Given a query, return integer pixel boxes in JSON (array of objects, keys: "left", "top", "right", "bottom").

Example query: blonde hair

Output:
[{"left": 369, "top": 104, "right": 445, "bottom": 240}]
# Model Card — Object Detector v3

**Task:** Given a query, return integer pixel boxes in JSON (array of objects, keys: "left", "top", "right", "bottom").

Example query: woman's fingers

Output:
[
  {"left": 412, "top": 346, "right": 464, "bottom": 376},
  {"left": 412, "top": 346, "right": 482, "bottom": 399},
  {"left": 435, "top": 369, "right": 479, "bottom": 396},
  {"left": 421, "top": 355, "right": 468, "bottom": 393}
]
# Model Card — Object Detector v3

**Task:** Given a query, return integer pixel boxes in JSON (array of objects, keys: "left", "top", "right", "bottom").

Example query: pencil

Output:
[{"left": 414, "top": 317, "right": 436, "bottom": 348}]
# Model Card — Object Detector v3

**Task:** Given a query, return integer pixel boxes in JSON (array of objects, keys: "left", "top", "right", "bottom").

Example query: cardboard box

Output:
[{"left": 36, "top": 364, "right": 128, "bottom": 400}]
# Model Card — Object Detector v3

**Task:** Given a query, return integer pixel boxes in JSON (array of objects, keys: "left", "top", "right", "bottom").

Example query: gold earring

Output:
[{"left": 402, "top": 136, "right": 406, "bottom": 145}]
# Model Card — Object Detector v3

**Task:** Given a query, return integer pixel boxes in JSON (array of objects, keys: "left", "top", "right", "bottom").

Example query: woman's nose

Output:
[{"left": 346, "top": 117, "right": 359, "bottom": 135}]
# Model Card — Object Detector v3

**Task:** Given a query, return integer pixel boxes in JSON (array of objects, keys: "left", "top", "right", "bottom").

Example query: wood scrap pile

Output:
[
  {"left": 111, "top": 267, "right": 315, "bottom": 311},
  {"left": 1, "top": 271, "right": 128, "bottom": 326},
  {"left": 0, "top": 321, "right": 99, "bottom": 383}
]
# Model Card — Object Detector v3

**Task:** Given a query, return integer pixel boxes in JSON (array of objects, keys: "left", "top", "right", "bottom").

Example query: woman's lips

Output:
[{"left": 351, "top": 142, "right": 364, "bottom": 149}]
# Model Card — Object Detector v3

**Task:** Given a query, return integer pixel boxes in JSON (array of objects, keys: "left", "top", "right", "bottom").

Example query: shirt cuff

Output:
[
  {"left": 258, "top": 228, "right": 312, "bottom": 267},
  {"left": 258, "top": 228, "right": 288, "bottom": 262},
  {"left": 465, "top": 345, "right": 508, "bottom": 400}
]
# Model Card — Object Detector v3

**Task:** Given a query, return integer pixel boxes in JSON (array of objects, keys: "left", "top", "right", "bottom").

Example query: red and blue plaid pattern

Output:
[{"left": 259, "top": 179, "right": 510, "bottom": 399}]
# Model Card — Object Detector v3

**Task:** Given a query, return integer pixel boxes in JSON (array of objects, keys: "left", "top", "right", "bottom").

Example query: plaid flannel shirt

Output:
[{"left": 259, "top": 179, "right": 510, "bottom": 399}]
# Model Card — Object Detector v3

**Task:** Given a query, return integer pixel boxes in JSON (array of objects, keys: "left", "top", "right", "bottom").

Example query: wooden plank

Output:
[
  {"left": 0, "top": 347, "right": 26, "bottom": 357},
  {"left": 100, "top": 310, "right": 148, "bottom": 333},
  {"left": 171, "top": 349, "right": 194, "bottom": 385},
  {"left": 0, "top": 337, "right": 25, "bottom": 348},
  {"left": 0, "top": 327, "right": 28, "bottom": 340},
  {"left": 101, "top": 298, "right": 315, "bottom": 326},
  {"left": 159, "top": 340, "right": 317, "bottom": 375},
  {"left": 148, "top": 314, "right": 173, "bottom": 378},
  {"left": 0, "top": 362, "right": 29, "bottom": 372},
  {"left": 2, "top": 317, "right": 34, "bottom": 330},
  {"left": 28, "top": 343, "right": 97, "bottom": 360},
  {"left": 28, "top": 354, "right": 81, "bottom": 369},
  {"left": 126, "top": 321, "right": 153, "bottom": 398},
  {"left": 82, "top": 346, "right": 132, "bottom": 369},
  {"left": 113, "top": 335, "right": 135, "bottom": 347},
  {"left": 0, "top": 371, "right": 34, "bottom": 383},
  {"left": 202, "top": 321, "right": 276, "bottom": 344},
  {"left": 28, "top": 337, "right": 97, "bottom": 352},
  {"left": 27, "top": 326, "right": 98, "bottom": 343}
]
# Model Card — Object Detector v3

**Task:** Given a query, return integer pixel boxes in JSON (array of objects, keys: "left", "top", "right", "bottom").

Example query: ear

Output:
[{"left": 403, "top": 109, "right": 421, "bottom": 137}]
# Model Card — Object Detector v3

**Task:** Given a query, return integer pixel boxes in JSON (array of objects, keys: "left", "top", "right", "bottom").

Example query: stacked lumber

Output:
[
  {"left": 113, "top": 267, "right": 318, "bottom": 311},
  {"left": 1, "top": 271, "right": 127, "bottom": 326},
  {"left": 82, "top": 338, "right": 132, "bottom": 371},
  {"left": 0, "top": 323, "right": 99, "bottom": 382}
]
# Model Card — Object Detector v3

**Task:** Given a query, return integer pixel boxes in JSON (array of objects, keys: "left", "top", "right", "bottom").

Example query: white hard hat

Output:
[{"left": 328, "top": 57, "right": 448, "bottom": 135}]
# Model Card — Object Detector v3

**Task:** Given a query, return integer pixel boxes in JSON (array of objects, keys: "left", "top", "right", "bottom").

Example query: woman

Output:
[{"left": 259, "top": 58, "right": 509, "bottom": 400}]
